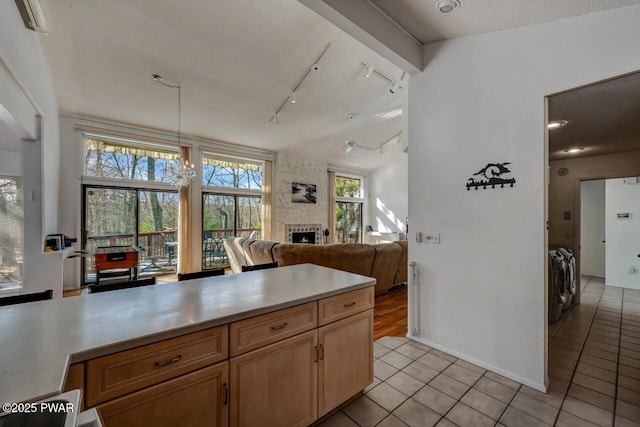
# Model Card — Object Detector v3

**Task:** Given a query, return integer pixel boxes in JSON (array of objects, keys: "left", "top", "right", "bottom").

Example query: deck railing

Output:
[{"left": 85, "top": 227, "right": 260, "bottom": 276}]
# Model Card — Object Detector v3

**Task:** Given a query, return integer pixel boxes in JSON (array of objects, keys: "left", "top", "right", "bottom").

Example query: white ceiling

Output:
[
  {"left": 371, "top": 0, "right": 640, "bottom": 44},
  {"left": 37, "top": 0, "right": 640, "bottom": 170},
  {"left": 41, "top": 0, "right": 406, "bottom": 170}
]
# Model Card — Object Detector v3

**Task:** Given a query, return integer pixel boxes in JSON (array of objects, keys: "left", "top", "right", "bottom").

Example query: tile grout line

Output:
[
  {"left": 550, "top": 278, "right": 605, "bottom": 426},
  {"left": 612, "top": 288, "right": 626, "bottom": 423},
  {"left": 436, "top": 365, "right": 521, "bottom": 426}
]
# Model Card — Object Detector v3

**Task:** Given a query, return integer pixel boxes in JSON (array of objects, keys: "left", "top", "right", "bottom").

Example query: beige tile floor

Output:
[{"left": 315, "top": 276, "right": 640, "bottom": 427}]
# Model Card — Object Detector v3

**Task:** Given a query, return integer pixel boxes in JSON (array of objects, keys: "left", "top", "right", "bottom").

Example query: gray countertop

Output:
[{"left": 0, "top": 264, "right": 375, "bottom": 406}]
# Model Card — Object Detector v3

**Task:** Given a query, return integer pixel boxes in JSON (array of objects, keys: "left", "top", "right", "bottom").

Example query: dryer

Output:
[
  {"left": 557, "top": 247, "right": 576, "bottom": 311},
  {"left": 548, "top": 250, "right": 568, "bottom": 323}
]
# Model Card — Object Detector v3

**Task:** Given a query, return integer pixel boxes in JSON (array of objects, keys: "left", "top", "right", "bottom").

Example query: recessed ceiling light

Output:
[
  {"left": 436, "top": 0, "right": 460, "bottom": 13},
  {"left": 564, "top": 147, "right": 584, "bottom": 154},
  {"left": 548, "top": 120, "right": 568, "bottom": 129}
]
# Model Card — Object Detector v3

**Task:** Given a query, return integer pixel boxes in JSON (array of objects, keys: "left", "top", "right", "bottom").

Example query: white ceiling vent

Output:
[{"left": 14, "top": 0, "right": 50, "bottom": 34}]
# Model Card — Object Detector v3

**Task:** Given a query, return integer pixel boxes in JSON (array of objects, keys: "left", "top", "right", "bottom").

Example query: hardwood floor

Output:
[{"left": 373, "top": 285, "right": 408, "bottom": 340}]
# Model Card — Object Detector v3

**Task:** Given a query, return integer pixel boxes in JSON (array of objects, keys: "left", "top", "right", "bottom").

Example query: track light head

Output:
[
  {"left": 289, "top": 92, "right": 296, "bottom": 104},
  {"left": 389, "top": 82, "right": 400, "bottom": 94},
  {"left": 364, "top": 65, "right": 373, "bottom": 79}
]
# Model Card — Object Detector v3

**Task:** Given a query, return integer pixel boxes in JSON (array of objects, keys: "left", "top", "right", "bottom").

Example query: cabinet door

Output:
[
  {"left": 229, "top": 330, "right": 317, "bottom": 427},
  {"left": 318, "top": 309, "right": 373, "bottom": 417},
  {"left": 97, "top": 362, "right": 228, "bottom": 427}
]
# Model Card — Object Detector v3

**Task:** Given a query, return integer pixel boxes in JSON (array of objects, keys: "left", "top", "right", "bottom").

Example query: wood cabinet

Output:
[
  {"left": 229, "top": 330, "right": 317, "bottom": 427},
  {"left": 318, "top": 287, "right": 374, "bottom": 326},
  {"left": 73, "top": 286, "right": 374, "bottom": 427},
  {"left": 230, "top": 301, "right": 317, "bottom": 357},
  {"left": 98, "top": 362, "right": 228, "bottom": 427},
  {"left": 229, "top": 287, "right": 374, "bottom": 426},
  {"left": 318, "top": 309, "right": 373, "bottom": 417},
  {"left": 79, "top": 326, "right": 228, "bottom": 427},
  {"left": 63, "top": 363, "right": 85, "bottom": 411},
  {"left": 86, "top": 325, "right": 228, "bottom": 407}
]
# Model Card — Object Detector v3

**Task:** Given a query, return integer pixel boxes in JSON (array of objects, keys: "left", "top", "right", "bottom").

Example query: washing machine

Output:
[
  {"left": 548, "top": 250, "right": 568, "bottom": 323},
  {"left": 557, "top": 247, "right": 576, "bottom": 311}
]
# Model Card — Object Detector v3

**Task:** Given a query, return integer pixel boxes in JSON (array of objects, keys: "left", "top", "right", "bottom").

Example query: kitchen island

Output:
[{"left": 0, "top": 264, "right": 375, "bottom": 426}]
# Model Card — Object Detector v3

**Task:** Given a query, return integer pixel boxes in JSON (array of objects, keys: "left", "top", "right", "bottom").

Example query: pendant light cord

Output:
[{"left": 152, "top": 74, "right": 181, "bottom": 146}]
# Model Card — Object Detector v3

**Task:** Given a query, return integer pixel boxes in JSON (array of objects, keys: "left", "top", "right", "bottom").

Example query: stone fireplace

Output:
[{"left": 286, "top": 224, "right": 322, "bottom": 245}]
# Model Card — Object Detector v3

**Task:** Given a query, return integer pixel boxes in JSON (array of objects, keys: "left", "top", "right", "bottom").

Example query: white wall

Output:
[
  {"left": 1, "top": 3, "right": 62, "bottom": 297},
  {"left": 408, "top": 5, "right": 640, "bottom": 390},
  {"left": 369, "top": 153, "right": 407, "bottom": 233},
  {"left": 605, "top": 178, "right": 640, "bottom": 289},
  {"left": 0, "top": 150, "right": 21, "bottom": 176},
  {"left": 580, "top": 180, "right": 605, "bottom": 278}
]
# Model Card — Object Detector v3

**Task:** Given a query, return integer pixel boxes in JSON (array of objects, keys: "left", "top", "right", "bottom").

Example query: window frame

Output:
[{"left": 82, "top": 133, "right": 181, "bottom": 189}]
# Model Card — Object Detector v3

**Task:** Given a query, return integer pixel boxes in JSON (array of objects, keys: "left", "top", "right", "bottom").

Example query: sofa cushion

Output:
[
  {"left": 247, "top": 240, "right": 278, "bottom": 265},
  {"left": 371, "top": 243, "right": 402, "bottom": 295},
  {"left": 393, "top": 240, "right": 408, "bottom": 285},
  {"left": 223, "top": 237, "right": 248, "bottom": 273},
  {"left": 273, "top": 243, "right": 375, "bottom": 277}
]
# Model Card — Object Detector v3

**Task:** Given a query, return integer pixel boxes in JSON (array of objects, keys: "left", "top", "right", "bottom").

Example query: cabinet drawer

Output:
[
  {"left": 318, "top": 287, "right": 374, "bottom": 326},
  {"left": 97, "top": 362, "right": 228, "bottom": 427},
  {"left": 86, "top": 325, "right": 228, "bottom": 407},
  {"left": 230, "top": 302, "right": 317, "bottom": 357}
]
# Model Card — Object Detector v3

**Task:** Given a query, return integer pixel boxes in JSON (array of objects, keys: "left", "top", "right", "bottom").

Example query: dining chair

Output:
[
  {"left": 0, "top": 289, "right": 53, "bottom": 306},
  {"left": 241, "top": 262, "right": 279, "bottom": 272},
  {"left": 177, "top": 268, "right": 225, "bottom": 281},
  {"left": 89, "top": 277, "right": 157, "bottom": 293}
]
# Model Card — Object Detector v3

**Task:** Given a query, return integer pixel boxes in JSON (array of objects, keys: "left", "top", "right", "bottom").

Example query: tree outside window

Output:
[
  {"left": 0, "top": 178, "right": 23, "bottom": 286},
  {"left": 335, "top": 176, "right": 363, "bottom": 243}
]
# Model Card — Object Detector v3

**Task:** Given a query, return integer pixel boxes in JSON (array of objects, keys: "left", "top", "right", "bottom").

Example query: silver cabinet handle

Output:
[
  {"left": 154, "top": 355, "right": 182, "bottom": 367},
  {"left": 271, "top": 322, "right": 288, "bottom": 331}
]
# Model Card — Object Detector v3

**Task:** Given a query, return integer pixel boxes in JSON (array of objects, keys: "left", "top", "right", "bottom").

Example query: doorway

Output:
[
  {"left": 580, "top": 179, "right": 605, "bottom": 280},
  {"left": 82, "top": 185, "right": 179, "bottom": 285},
  {"left": 548, "top": 70, "right": 640, "bottom": 298},
  {"left": 580, "top": 177, "right": 640, "bottom": 290}
]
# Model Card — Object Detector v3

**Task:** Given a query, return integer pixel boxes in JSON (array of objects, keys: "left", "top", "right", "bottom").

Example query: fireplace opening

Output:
[{"left": 292, "top": 232, "right": 316, "bottom": 244}]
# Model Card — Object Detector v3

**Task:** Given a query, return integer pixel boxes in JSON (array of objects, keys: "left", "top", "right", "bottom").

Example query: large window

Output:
[
  {"left": 0, "top": 177, "right": 23, "bottom": 287},
  {"left": 84, "top": 136, "right": 179, "bottom": 183},
  {"left": 335, "top": 176, "right": 364, "bottom": 243},
  {"left": 82, "top": 135, "right": 180, "bottom": 284},
  {"left": 202, "top": 154, "right": 264, "bottom": 269}
]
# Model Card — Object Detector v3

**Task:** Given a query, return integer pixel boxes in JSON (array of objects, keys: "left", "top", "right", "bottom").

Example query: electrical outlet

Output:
[
  {"left": 424, "top": 233, "right": 440, "bottom": 243},
  {"left": 415, "top": 232, "right": 422, "bottom": 243}
]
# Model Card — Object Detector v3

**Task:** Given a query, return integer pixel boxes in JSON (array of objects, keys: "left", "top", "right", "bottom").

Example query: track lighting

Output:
[
  {"left": 364, "top": 65, "right": 374, "bottom": 79},
  {"left": 270, "top": 43, "right": 331, "bottom": 123},
  {"left": 361, "top": 62, "right": 403, "bottom": 94}
]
